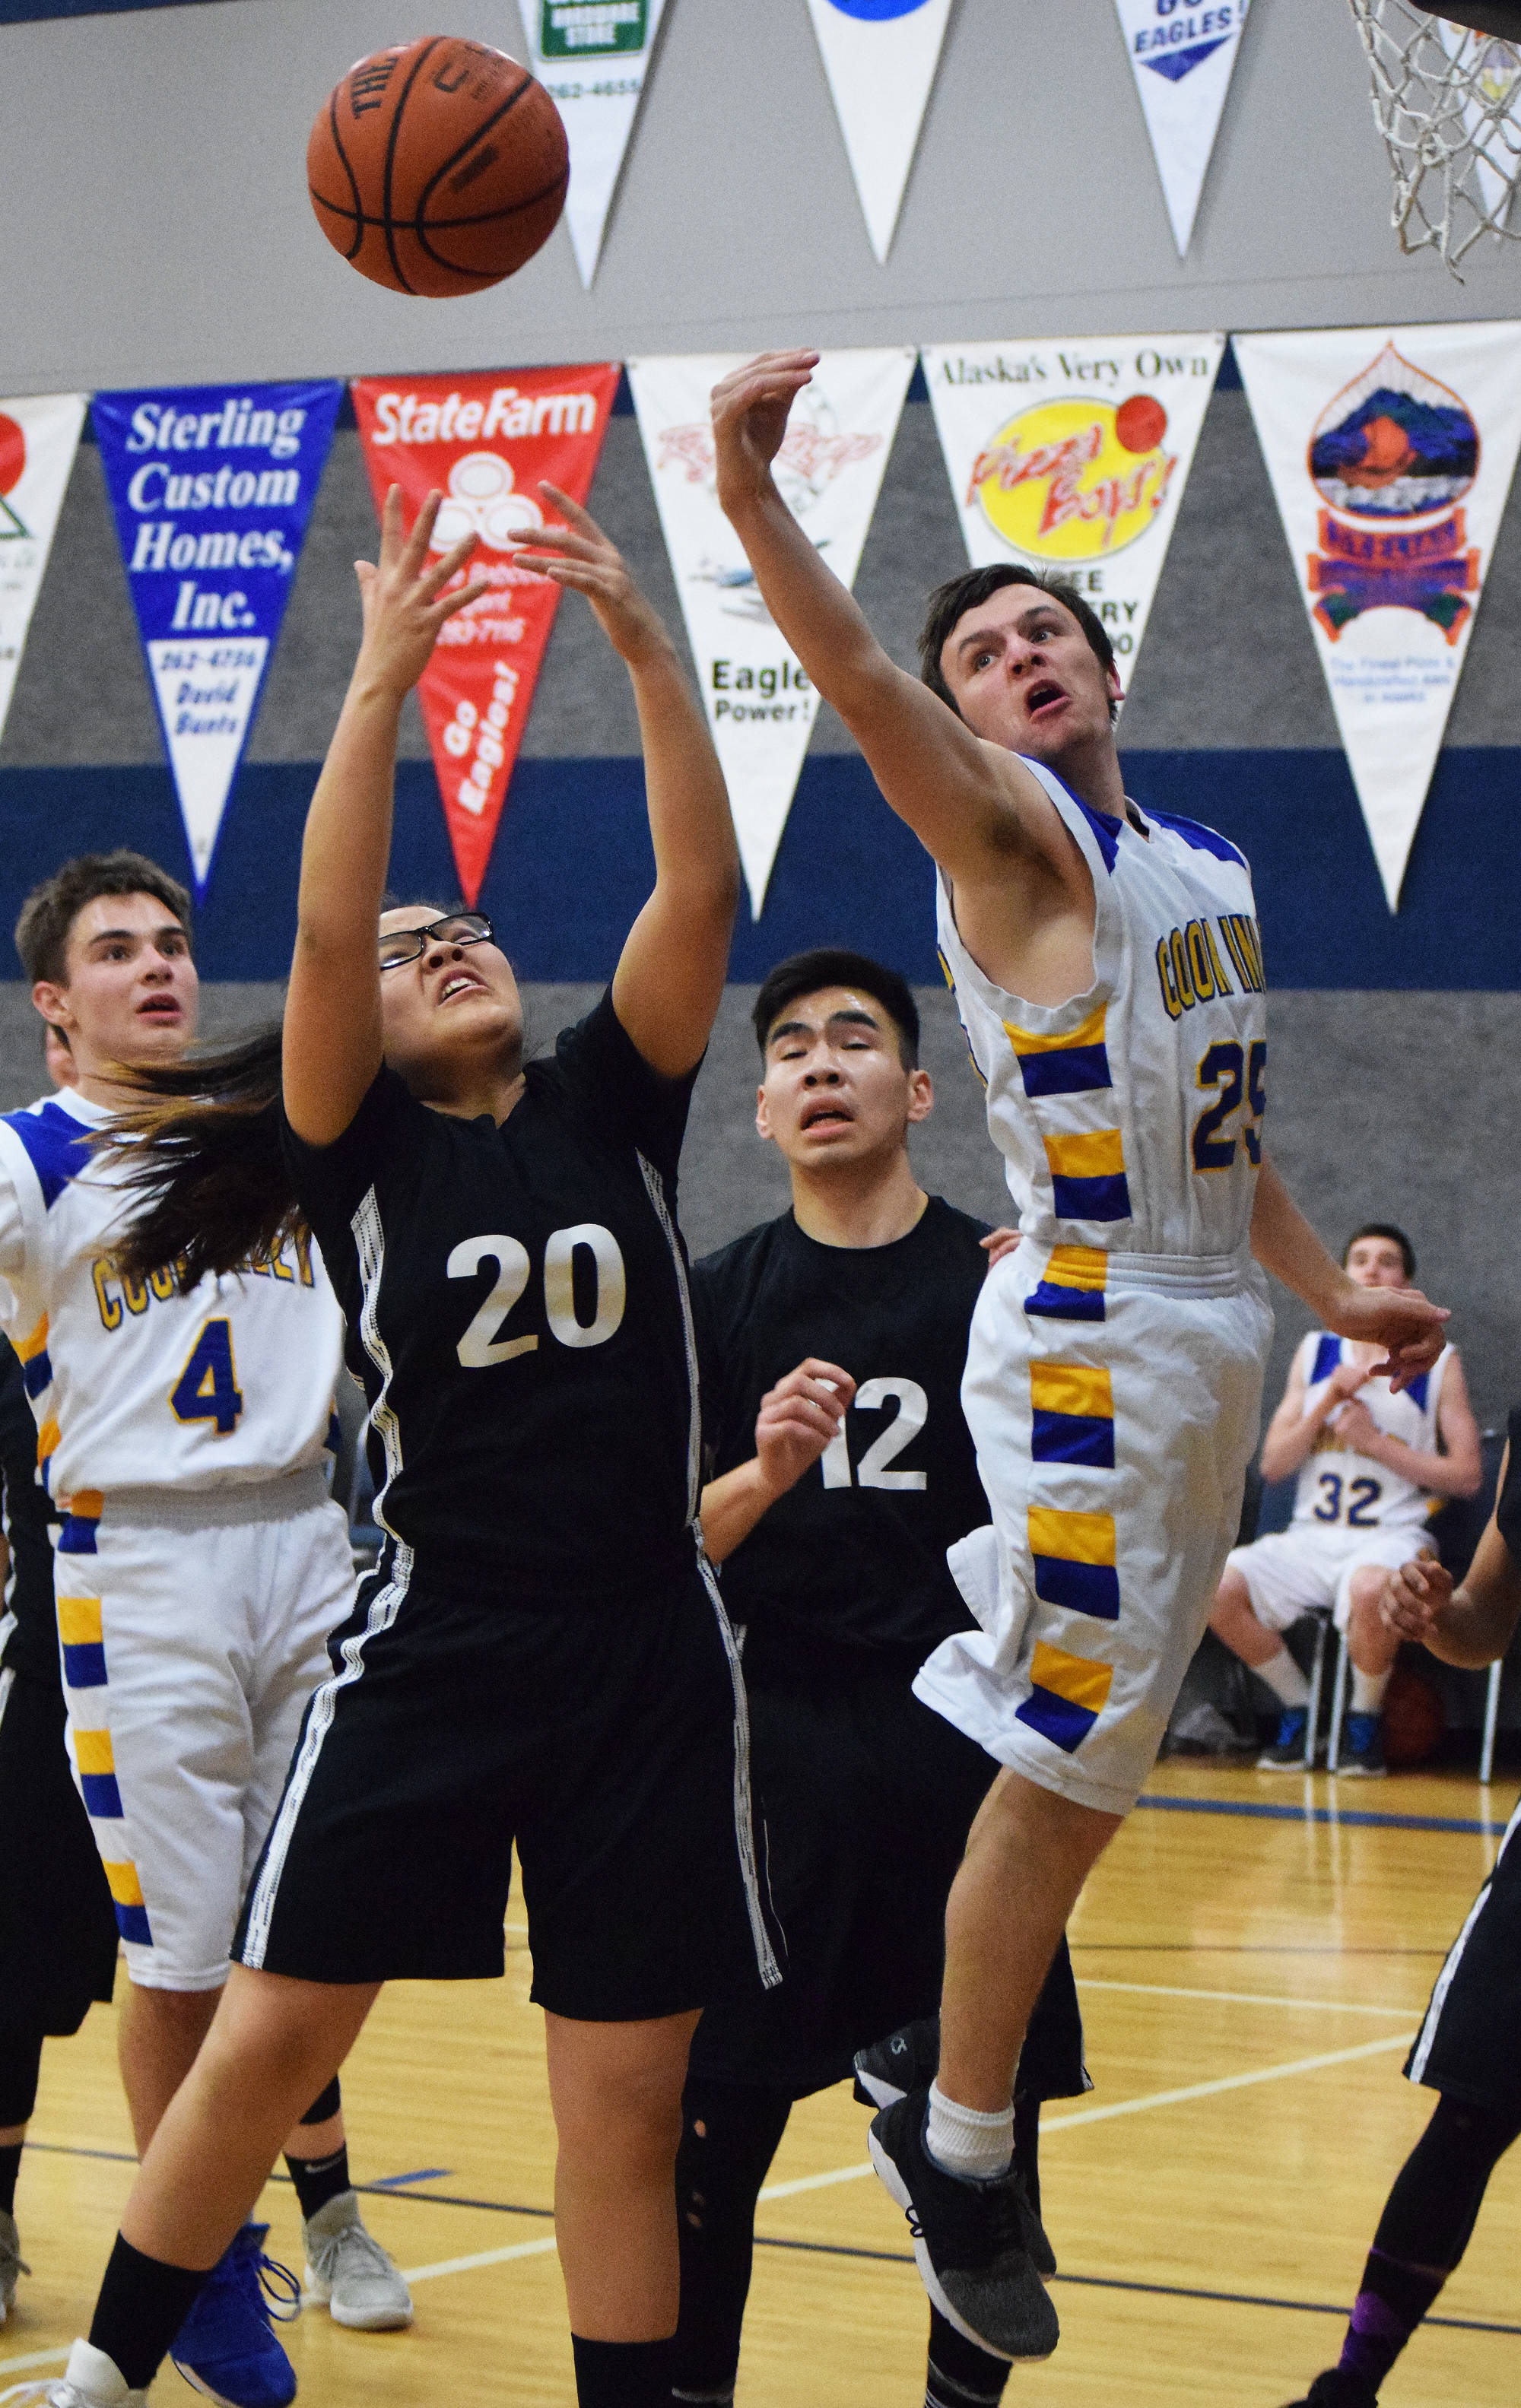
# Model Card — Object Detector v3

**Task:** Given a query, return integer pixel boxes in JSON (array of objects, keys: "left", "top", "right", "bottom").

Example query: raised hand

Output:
[
  {"left": 754, "top": 1356, "right": 856, "bottom": 1499},
  {"left": 710, "top": 349, "right": 821, "bottom": 512},
  {"left": 1326, "top": 1278, "right": 1450, "bottom": 1393},
  {"left": 512, "top": 484, "right": 672, "bottom": 668},
  {"left": 1380, "top": 1552, "right": 1453, "bottom": 1642},
  {"left": 354, "top": 485, "right": 489, "bottom": 700}
]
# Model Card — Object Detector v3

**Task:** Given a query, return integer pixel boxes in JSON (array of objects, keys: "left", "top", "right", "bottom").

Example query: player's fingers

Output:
[
  {"left": 403, "top": 489, "right": 442, "bottom": 568},
  {"left": 420, "top": 532, "right": 478, "bottom": 597},
  {"left": 537, "top": 481, "right": 601, "bottom": 535},
  {"left": 434, "top": 576, "right": 491, "bottom": 624}
]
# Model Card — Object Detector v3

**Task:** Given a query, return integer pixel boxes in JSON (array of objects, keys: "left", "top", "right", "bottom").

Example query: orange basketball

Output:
[
  {"left": 307, "top": 39, "right": 569, "bottom": 299},
  {"left": 1380, "top": 1664, "right": 1446, "bottom": 1769}
]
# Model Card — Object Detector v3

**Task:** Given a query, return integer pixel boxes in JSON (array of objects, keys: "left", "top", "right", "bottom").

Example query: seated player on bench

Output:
[{"left": 1208, "top": 1224, "right": 1480, "bottom": 1776}]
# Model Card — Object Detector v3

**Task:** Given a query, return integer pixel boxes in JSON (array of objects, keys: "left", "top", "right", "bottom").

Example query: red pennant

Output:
[{"left": 351, "top": 363, "right": 620, "bottom": 904}]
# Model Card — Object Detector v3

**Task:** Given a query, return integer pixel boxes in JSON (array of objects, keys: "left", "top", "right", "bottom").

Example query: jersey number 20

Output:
[{"left": 448, "top": 1227, "right": 626, "bottom": 1365}]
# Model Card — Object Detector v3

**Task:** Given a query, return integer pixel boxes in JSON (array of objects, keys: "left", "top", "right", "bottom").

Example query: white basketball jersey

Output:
[
  {"left": 1291, "top": 1333, "right": 1451, "bottom": 1534},
  {"left": 936, "top": 761, "right": 1267, "bottom": 1267},
  {"left": 0, "top": 1090, "right": 343, "bottom": 1502}
]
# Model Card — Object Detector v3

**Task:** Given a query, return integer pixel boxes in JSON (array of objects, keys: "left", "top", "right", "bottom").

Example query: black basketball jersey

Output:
[
  {"left": 284, "top": 992, "right": 701, "bottom": 1604},
  {"left": 1496, "top": 1404, "right": 1521, "bottom": 1565},
  {"left": 0, "top": 1334, "right": 62, "bottom": 1684},
  {"left": 694, "top": 1197, "right": 992, "bottom": 1677}
]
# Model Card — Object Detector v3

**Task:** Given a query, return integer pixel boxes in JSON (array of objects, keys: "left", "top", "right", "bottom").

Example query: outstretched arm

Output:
[
  {"left": 1380, "top": 1462, "right": 1521, "bottom": 1668},
  {"left": 710, "top": 351, "right": 1050, "bottom": 886},
  {"left": 284, "top": 488, "right": 484, "bottom": 1145},
  {"left": 516, "top": 486, "right": 738, "bottom": 1079},
  {"left": 1250, "top": 1156, "right": 1450, "bottom": 1391}
]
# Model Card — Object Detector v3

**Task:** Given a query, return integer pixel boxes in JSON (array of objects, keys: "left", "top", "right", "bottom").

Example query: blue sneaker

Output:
[
  {"left": 1337, "top": 1712, "right": 1387, "bottom": 1778},
  {"left": 1258, "top": 1707, "right": 1313, "bottom": 1770},
  {"left": 170, "top": 2224, "right": 300, "bottom": 2408}
]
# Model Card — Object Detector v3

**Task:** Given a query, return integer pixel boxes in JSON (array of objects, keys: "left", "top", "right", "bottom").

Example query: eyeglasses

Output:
[{"left": 378, "top": 912, "right": 495, "bottom": 972}]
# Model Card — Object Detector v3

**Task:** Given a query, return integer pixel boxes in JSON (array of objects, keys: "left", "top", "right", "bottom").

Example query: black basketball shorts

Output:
[
  {"left": 0, "top": 1665, "right": 119, "bottom": 2033},
  {"left": 234, "top": 1548, "right": 782, "bottom": 2022},
  {"left": 688, "top": 1657, "right": 1088, "bottom": 2102},
  {"left": 1405, "top": 1791, "right": 1521, "bottom": 2118}
]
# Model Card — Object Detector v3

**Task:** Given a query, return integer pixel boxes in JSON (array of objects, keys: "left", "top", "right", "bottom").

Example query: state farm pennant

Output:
[
  {"left": 805, "top": 0, "right": 952, "bottom": 263},
  {"left": 0, "top": 392, "right": 86, "bottom": 747},
  {"left": 94, "top": 380, "right": 342, "bottom": 896},
  {"left": 515, "top": 0, "right": 668, "bottom": 286},
  {"left": 922, "top": 335, "right": 1224, "bottom": 693},
  {"left": 352, "top": 363, "right": 618, "bottom": 905},
  {"left": 1113, "top": 0, "right": 1251, "bottom": 255},
  {"left": 1237, "top": 323, "right": 1521, "bottom": 909},
  {"left": 628, "top": 347, "right": 915, "bottom": 916}
]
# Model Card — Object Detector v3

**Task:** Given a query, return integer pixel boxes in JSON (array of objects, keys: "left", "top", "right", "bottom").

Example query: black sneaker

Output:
[
  {"left": 1282, "top": 2370, "right": 1379, "bottom": 2406},
  {"left": 1336, "top": 1714, "right": 1387, "bottom": 1779},
  {"left": 853, "top": 2016, "right": 940, "bottom": 2110},
  {"left": 867, "top": 2091, "right": 1059, "bottom": 2362},
  {"left": 1258, "top": 1707, "right": 1314, "bottom": 1770}
]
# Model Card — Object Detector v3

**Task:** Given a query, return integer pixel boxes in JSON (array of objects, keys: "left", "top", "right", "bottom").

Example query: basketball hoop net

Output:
[{"left": 1351, "top": 0, "right": 1521, "bottom": 271}]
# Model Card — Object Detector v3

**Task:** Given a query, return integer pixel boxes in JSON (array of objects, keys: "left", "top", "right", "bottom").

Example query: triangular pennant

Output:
[
  {"left": 93, "top": 380, "right": 343, "bottom": 897},
  {"left": 515, "top": 0, "right": 668, "bottom": 285},
  {"left": 921, "top": 335, "right": 1224, "bottom": 697},
  {"left": 629, "top": 347, "right": 915, "bottom": 918},
  {"left": 805, "top": 0, "right": 953, "bottom": 263},
  {"left": 1113, "top": 0, "right": 1251, "bottom": 255},
  {"left": 1237, "top": 322, "right": 1521, "bottom": 910},
  {"left": 0, "top": 392, "right": 87, "bottom": 747},
  {"left": 351, "top": 364, "right": 620, "bottom": 906}
]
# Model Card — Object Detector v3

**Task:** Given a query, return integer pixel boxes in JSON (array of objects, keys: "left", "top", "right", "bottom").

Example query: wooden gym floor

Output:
[{"left": 4, "top": 1762, "right": 1518, "bottom": 2406}]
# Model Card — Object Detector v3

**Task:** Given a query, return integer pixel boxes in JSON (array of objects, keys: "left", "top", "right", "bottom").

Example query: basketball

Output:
[
  {"left": 1115, "top": 393, "right": 1168, "bottom": 454},
  {"left": 306, "top": 38, "right": 569, "bottom": 299},
  {"left": 1381, "top": 1664, "right": 1447, "bottom": 1768}
]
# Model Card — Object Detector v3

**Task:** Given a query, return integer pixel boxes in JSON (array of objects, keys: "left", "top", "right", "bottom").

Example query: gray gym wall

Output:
[{"left": 1, "top": 0, "right": 1519, "bottom": 1447}]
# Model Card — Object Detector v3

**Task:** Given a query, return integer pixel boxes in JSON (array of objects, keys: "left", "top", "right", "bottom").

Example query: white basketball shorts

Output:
[
  {"left": 915, "top": 1242, "right": 1273, "bottom": 1818},
  {"left": 53, "top": 1467, "right": 355, "bottom": 1989},
  {"left": 1226, "top": 1522, "right": 1434, "bottom": 1635}
]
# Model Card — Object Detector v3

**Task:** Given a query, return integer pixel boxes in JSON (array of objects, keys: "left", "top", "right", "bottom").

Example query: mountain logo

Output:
[{"left": 1308, "top": 342, "right": 1479, "bottom": 522}]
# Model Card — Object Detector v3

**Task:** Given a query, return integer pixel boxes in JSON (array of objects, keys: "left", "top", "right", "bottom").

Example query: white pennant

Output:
[
  {"left": 1113, "top": 0, "right": 1250, "bottom": 255},
  {"left": 922, "top": 335, "right": 1224, "bottom": 695},
  {"left": 515, "top": 0, "right": 667, "bottom": 286},
  {"left": 146, "top": 639, "right": 269, "bottom": 885},
  {"left": 805, "top": 0, "right": 952, "bottom": 264},
  {"left": 0, "top": 393, "right": 87, "bottom": 747},
  {"left": 628, "top": 347, "right": 916, "bottom": 917},
  {"left": 1237, "top": 322, "right": 1521, "bottom": 911}
]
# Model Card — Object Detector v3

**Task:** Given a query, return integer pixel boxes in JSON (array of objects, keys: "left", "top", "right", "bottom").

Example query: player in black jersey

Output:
[
  {"left": 32, "top": 487, "right": 773, "bottom": 2408},
  {"left": 0, "top": 1321, "right": 120, "bottom": 2323},
  {"left": 1283, "top": 1414, "right": 1521, "bottom": 2408},
  {"left": 674, "top": 950, "right": 1087, "bottom": 2408}
]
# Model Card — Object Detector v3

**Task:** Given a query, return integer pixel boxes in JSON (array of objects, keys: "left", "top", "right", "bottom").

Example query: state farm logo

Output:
[{"left": 430, "top": 453, "right": 545, "bottom": 553}]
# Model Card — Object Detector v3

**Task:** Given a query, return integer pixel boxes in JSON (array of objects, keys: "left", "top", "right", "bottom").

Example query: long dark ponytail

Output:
[{"left": 99, "top": 1028, "right": 304, "bottom": 1289}]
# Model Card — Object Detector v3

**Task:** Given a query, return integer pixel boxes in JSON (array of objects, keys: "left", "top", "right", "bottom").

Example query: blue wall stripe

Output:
[
  {"left": 0, "top": 2, "right": 239, "bottom": 19},
  {"left": 0, "top": 747, "right": 1516, "bottom": 986}
]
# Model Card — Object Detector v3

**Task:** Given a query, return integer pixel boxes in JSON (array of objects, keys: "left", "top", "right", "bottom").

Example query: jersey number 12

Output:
[{"left": 820, "top": 1378, "right": 929, "bottom": 1492}]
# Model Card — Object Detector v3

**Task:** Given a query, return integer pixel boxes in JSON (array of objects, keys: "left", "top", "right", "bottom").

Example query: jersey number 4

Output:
[
  {"left": 169, "top": 1318, "right": 244, "bottom": 1435},
  {"left": 820, "top": 1378, "right": 929, "bottom": 1492},
  {"left": 448, "top": 1227, "right": 626, "bottom": 1366},
  {"left": 1193, "top": 1039, "right": 1266, "bottom": 1174}
]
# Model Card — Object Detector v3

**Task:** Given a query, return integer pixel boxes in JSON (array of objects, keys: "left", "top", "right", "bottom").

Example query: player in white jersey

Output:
[
  {"left": 1212, "top": 1222, "right": 1481, "bottom": 1778},
  {"left": 710, "top": 351, "right": 1450, "bottom": 2363},
  {"left": 0, "top": 852, "right": 411, "bottom": 2400}
]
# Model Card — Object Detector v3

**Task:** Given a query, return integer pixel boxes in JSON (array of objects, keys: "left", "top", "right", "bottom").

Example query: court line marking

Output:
[
  {"left": 1078, "top": 1978, "right": 1417, "bottom": 2018},
  {"left": 1139, "top": 1792, "right": 1515, "bottom": 1838},
  {"left": 399, "top": 2235, "right": 558, "bottom": 2283},
  {"left": 0, "top": 2344, "right": 70, "bottom": 2375}
]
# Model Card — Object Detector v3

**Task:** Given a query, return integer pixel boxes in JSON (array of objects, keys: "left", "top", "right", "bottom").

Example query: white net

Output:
[{"left": 1351, "top": 0, "right": 1521, "bottom": 270}]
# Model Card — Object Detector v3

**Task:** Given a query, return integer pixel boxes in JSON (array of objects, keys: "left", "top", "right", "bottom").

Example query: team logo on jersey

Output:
[
  {"left": 968, "top": 396, "right": 1176, "bottom": 563},
  {"left": 1305, "top": 344, "right": 1481, "bottom": 645}
]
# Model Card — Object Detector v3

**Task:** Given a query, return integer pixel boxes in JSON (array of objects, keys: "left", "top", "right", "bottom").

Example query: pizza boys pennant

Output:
[
  {"left": 93, "top": 380, "right": 343, "bottom": 897},
  {"left": 351, "top": 363, "right": 619, "bottom": 906},
  {"left": 0, "top": 392, "right": 87, "bottom": 751},
  {"left": 1237, "top": 322, "right": 1521, "bottom": 909}
]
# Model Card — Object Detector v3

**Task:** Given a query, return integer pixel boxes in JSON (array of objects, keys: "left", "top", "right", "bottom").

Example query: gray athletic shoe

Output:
[
  {"left": 302, "top": 2191, "right": 413, "bottom": 2330},
  {"left": 868, "top": 2092, "right": 1059, "bottom": 2362},
  {"left": 0, "top": 2337, "right": 146, "bottom": 2406},
  {"left": 853, "top": 2020, "right": 1056, "bottom": 2277},
  {"left": 0, "top": 2207, "right": 30, "bottom": 2324}
]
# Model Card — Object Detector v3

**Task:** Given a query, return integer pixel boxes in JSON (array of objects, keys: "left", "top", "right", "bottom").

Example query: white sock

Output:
[
  {"left": 924, "top": 2080, "right": 1013, "bottom": 2183},
  {"left": 1351, "top": 1667, "right": 1391, "bottom": 1715},
  {"left": 1256, "top": 1645, "right": 1310, "bottom": 1710}
]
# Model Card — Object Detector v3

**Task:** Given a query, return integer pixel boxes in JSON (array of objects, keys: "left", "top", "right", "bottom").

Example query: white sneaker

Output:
[
  {"left": 302, "top": 2191, "right": 412, "bottom": 2330},
  {"left": 0, "top": 2208, "right": 29, "bottom": 2323},
  {"left": 0, "top": 2337, "right": 147, "bottom": 2407}
]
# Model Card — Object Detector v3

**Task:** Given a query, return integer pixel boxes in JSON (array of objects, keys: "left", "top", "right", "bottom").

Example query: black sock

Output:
[
  {"left": 672, "top": 2077, "right": 792, "bottom": 2400},
  {"left": 87, "top": 2233, "right": 213, "bottom": 2393},
  {"left": 0, "top": 2143, "right": 22, "bottom": 2219},
  {"left": 0, "top": 2028, "right": 46, "bottom": 2133},
  {"left": 285, "top": 2145, "right": 351, "bottom": 2222},
  {"left": 570, "top": 2333, "right": 675, "bottom": 2406},
  {"left": 926, "top": 2305, "right": 1011, "bottom": 2406}
]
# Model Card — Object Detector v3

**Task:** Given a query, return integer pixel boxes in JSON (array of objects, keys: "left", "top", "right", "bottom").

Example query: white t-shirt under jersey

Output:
[
  {"left": 1290, "top": 1331, "right": 1453, "bottom": 1536},
  {"left": 0, "top": 1088, "right": 342, "bottom": 1501}
]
